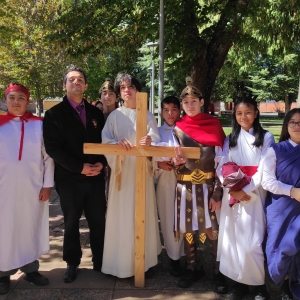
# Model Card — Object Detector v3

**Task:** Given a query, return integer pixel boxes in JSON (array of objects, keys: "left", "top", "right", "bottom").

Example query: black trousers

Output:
[{"left": 56, "top": 178, "right": 106, "bottom": 267}]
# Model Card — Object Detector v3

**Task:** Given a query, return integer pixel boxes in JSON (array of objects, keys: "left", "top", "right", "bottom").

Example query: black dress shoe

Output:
[
  {"left": 229, "top": 282, "right": 249, "bottom": 300},
  {"left": 254, "top": 284, "right": 270, "bottom": 300},
  {"left": 178, "top": 269, "right": 201, "bottom": 288},
  {"left": 0, "top": 276, "right": 10, "bottom": 295},
  {"left": 213, "top": 272, "right": 228, "bottom": 294},
  {"left": 93, "top": 263, "right": 102, "bottom": 272},
  {"left": 145, "top": 267, "right": 156, "bottom": 279},
  {"left": 64, "top": 265, "right": 78, "bottom": 283},
  {"left": 169, "top": 259, "right": 183, "bottom": 277},
  {"left": 24, "top": 271, "right": 49, "bottom": 286}
]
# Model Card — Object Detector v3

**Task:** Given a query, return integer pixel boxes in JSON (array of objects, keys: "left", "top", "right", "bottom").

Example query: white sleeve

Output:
[
  {"left": 242, "top": 131, "right": 275, "bottom": 194},
  {"left": 42, "top": 136, "right": 54, "bottom": 188},
  {"left": 101, "top": 113, "right": 118, "bottom": 145},
  {"left": 261, "top": 147, "right": 292, "bottom": 196},
  {"left": 214, "top": 146, "right": 223, "bottom": 168},
  {"left": 215, "top": 136, "right": 230, "bottom": 183},
  {"left": 101, "top": 113, "right": 122, "bottom": 174},
  {"left": 147, "top": 112, "right": 160, "bottom": 145}
]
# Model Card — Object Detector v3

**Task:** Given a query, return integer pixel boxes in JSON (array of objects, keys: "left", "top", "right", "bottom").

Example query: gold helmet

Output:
[
  {"left": 99, "top": 79, "right": 116, "bottom": 95},
  {"left": 180, "top": 85, "right": 202, "bottom": 100}
]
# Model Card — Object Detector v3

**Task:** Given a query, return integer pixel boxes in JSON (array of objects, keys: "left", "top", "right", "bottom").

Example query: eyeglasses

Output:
[{"left": 288, "top": 121, "right": 300, "bottom": 128}]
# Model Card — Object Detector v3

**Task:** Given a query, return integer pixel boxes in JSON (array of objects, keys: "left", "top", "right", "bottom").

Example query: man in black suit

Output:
[{"left": 43, "top": 66, "right": 107, "bottom": 283}]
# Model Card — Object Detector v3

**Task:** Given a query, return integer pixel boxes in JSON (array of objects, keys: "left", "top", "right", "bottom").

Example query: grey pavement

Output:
[{"left": 1, "top": 189, "right": 282, "bottom": 300}]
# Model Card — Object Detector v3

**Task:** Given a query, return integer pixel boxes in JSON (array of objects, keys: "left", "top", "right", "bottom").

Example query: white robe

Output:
[
  {"left": 101, "top": 106, "right": 162, "bottom": 278},
  {"left": 216, "top": 129, "right": 274, "bottom": 285},
  {"left": 154, "top": 123, "right": 184, "bottom": 260},
  {"left": 0, "top": 118, "right": 54, "bottom": 271}
]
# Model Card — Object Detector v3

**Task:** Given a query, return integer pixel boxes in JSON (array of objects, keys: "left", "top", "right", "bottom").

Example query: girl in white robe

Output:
[{"left": 216, "top": 97, "right": 274, "bottom": 300}]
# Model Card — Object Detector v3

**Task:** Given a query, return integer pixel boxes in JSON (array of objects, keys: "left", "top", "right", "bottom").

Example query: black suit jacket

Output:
[{"left": 43, "top": 96, "right": 107, "bottom": 183}]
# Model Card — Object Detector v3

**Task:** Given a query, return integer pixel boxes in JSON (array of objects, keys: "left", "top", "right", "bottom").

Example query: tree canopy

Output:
[{"left": 1, "top": 0, "right": 300, "bottom": 113}]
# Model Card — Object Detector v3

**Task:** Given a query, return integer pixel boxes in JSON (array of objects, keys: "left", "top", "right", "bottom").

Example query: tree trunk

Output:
[
  {"left": 285, "top": 93, "right": 293, "bottom": 114},
  {"left": 36, "top": 82, "right": 42, "bottom": 117},
  {"left": 190, "top": 0, "right": 251, "bottom": 112}
]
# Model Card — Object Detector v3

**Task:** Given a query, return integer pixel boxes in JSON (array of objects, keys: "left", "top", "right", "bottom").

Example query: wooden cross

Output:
[{"left": 84, "top": 92, "right": 200, "bottom": 287}]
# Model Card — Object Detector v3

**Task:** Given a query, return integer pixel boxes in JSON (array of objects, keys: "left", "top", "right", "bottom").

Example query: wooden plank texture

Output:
[
  {"left": 134, "top": 93, "right": 147, "bottom": 287},
  {"left": 84, "top": 144, "right": 200, "bottom": 159}
]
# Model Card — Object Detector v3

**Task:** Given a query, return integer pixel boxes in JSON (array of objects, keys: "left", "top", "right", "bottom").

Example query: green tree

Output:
[
  {"left": 0, "top": 0, "right": 78, "bottom": 114},
  {"left": 51, "top": 0, "right": 258, "bottom": 111}
]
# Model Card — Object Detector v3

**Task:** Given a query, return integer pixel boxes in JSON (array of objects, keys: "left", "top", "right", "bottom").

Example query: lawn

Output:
[
  {"left": 223, "top": 127, "right": 281, "bottom": 142},
  {"left": 219, "top": 115, "right": 282, "bottom": 142}
]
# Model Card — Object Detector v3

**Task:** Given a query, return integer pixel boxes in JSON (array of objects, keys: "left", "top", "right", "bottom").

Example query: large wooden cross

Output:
[{"left": 84, "top": 92, "right": 200, "bottom": 287}]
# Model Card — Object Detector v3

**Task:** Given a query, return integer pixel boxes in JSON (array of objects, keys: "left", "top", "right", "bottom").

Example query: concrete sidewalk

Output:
[{"left": 1, "top": 190, "right": 282, "bottom": 300}]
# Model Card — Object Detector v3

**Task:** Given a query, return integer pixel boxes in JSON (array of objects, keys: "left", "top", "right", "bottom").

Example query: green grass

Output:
[
  {"left": 222, "top": 127, "right": 281, "bottom": 142},
  {"left": 217, "top": 116, "right": 283, "bottom": 127}
]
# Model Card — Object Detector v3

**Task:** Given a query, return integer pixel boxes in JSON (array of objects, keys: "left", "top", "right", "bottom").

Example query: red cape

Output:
[
  {"left": 176, "top": 113, "right": 225, "bottom": 148},
  {"left": 0, "top": 112, "right": 42, "bottom": 126},
  {"left": 0, "top": 112, "right": 42, "bottom": 161}
]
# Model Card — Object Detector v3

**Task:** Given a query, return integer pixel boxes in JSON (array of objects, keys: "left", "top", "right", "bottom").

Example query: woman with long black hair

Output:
[{"left": 216, "top": 97, "right": 274, "bottom": 300}]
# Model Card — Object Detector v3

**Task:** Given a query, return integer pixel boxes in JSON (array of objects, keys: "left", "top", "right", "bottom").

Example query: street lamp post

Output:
[
  {"left": 147, "top": 67, "right": 153, "bottom": 111},
  {"left": 158, "top": 0, "right": 164, "bottom": 126},
  {"left": 146, "top": 42, "right": 159, "bottom": 116}
]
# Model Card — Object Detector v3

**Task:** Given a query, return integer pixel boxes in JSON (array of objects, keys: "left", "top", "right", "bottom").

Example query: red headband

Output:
[{"left": 5, "top": 83, "right": 30, "bottom": 100}]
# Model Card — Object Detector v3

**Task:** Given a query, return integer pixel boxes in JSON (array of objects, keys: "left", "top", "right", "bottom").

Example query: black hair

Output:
[
  {"left": 229, "top": 97, "right": 266, "bottom": 148},
  {"left": 114, "top": 72, "right": 141, "bottom": 96},
  {"left": 279, "top": 108, "right": 300, "bottom": 142},
  {"left": 63, "top": 65, "right": 87, "bottom": 84},
  {"left": 161, "top": 96, "right": 180, "bottom": 110}
]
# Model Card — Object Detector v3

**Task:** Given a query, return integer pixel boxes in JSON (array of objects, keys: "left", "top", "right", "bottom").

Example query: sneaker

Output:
[
  {"left": 213, "top": 272, "right": 228, "bottom": 294},
  {"left": 169, "top": 259, "right": 183, "bottom": 277},
  {"left": 281, "top": 292, "right": 293, "bottom": 300},
  {"left": 229, "top": 282, "right": 249, "bottom": 300},
  {"left": 24, "top": 271, "right": 49, "bottom": 286},
  {"left": 254, "top": 284, "right": 270, "bottom": 300},
  {"left": 281, "top": 279, "right": 293, "bottom": 300},
  {"left": 178, "top": 269, "right": 201, "bottom": 288},
  {"left": 0, "top": 276, "right": 10, "bottom": 295}
]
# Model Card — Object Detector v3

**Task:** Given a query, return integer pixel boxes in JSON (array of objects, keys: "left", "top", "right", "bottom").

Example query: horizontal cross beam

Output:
[{"left": 84, "top": 144, "right": 200, "bottom": 159}]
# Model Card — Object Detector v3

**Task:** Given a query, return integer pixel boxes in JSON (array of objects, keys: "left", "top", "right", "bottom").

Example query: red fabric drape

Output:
[{"left": 176, "top": 113, "right": 225, "bottom": 148}]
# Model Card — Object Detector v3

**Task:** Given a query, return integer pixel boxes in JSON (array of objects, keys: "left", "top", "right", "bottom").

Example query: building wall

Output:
[{"left": 259, "top": 102, "right": 297, "bottom": 112}]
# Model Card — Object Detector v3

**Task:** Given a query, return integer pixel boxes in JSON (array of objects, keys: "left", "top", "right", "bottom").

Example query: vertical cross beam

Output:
[{"left": 134, "top": 92, "right": 147, "bottom": 287}]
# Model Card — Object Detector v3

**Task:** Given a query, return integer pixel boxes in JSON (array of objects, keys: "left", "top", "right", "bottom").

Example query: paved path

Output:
[{"left": 1, "top": 189, "right": 283, "bottom": 300}]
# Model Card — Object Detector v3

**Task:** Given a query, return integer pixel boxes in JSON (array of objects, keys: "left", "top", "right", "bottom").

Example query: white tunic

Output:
[
  {"left": 0, "top": 118, "right": 54, "bottom": 271},
  {"left": 216, "top": 129, "right": 274, "bottom": 285},
  {"left": 101, "top": 106, "right": 162, "bottom": 278},
  {"left": 154, "top": 123, "right": 184, "bottom": 260}
]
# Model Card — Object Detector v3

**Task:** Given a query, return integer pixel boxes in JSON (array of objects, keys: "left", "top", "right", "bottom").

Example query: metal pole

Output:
[
  {"left": 297, "top": 75, "right": 300, "bottom": 108},
  {"left": 149, "top": 73, "right": 152, "bottom": 112},
  {"left": 158, "top": 0, "right": 164, "bottom": 126},
  {"left": 151, "top": 58, "right": 155, "bottom": 114}
]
